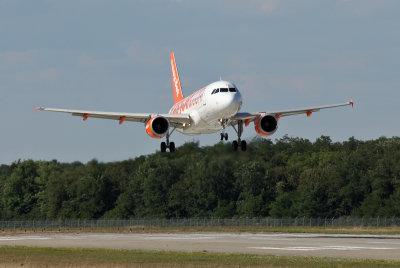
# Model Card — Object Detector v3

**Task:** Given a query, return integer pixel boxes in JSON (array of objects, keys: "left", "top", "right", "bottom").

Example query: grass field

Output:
[
  {"left": 0, "top": 246, "right": 399, "bottom": 268},
  {"left": 2, "top": 225, "right": 400, "bottom": 235}
]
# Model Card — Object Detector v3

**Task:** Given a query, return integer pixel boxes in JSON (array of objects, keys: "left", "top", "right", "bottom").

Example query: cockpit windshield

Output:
[{"left": 211, "top": 87, "right": 237, "bottom": 94}]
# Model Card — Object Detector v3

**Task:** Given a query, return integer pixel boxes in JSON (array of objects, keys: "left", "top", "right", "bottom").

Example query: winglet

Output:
[
  {"left": 170, "top": 52, "right": 184, "bottom": 104},
  {"left": 350, "top": 99, "right": 354, "bottom": 108},
  {"left": 34, "top": 105, "right": 37, "bottom": 113}
]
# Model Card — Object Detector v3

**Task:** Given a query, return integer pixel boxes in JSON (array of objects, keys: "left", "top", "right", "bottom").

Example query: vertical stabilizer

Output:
[{"left": 170, "top": 52, "right": 184, "bottom": 104}]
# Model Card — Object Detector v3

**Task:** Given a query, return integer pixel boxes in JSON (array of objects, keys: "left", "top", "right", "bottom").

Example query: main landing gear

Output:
[
  {"left": 161, "top": 128, "right": 176, "bottom": 153},
  {"left": 232, "top": 120, "right": 247, "bottom": 151}
]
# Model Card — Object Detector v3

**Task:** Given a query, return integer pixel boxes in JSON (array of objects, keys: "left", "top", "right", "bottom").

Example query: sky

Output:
[{"left": 0, "top": 0, "right": 399, "bottom": 164}]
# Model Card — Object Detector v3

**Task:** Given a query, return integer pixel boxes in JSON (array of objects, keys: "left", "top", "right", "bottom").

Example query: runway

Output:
[{"left": 0, "top": 232, "right": 400, "bottom": 260}]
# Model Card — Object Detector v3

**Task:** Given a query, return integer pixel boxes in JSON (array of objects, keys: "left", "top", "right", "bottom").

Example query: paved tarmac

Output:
[{"left": 1, "top": 232, "right": 400, "bottom": 260}]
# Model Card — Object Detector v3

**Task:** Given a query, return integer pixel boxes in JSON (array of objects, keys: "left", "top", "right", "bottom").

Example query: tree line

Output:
[{"left": 0, "top": 135, "right": 399, "bottom": 220}]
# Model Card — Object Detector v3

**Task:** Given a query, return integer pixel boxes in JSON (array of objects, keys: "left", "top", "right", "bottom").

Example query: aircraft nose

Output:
[
  {"left": 234, "top": 91, "right": 242, "bottom": 102},
  {"left": 233, "top": 91, "right": 242, "bottom": 107},
  {"left": 223, "top": 91, "right": 242, "bottom": 114}
]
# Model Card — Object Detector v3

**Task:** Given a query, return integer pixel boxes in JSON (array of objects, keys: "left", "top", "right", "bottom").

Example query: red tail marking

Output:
[
  {"left": 83, "top": 114, "right": 89, "bottom": 121},
  {"left": 170, "top": 52, "right": 184, "bottom": 104},
  {"left": 306, "top": 110, "right": 312, "bottom": 117}
]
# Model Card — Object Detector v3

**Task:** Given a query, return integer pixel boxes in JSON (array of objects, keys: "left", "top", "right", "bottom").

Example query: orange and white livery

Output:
[{"left": 36, "top": 52, "right": 354, "bottom": 152}]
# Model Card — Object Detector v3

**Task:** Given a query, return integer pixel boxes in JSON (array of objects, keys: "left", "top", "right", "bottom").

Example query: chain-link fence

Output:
[{"left": 1, "top": 217, "right": 399, "bottom": 231}]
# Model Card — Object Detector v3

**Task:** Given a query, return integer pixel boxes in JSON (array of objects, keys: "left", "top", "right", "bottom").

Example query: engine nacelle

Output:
[
  {"left": 254, "top": 114, "right": 278, "bottom": 136},
  {"left": 145, "top": 116, "right": 169, "bottom": 139}
]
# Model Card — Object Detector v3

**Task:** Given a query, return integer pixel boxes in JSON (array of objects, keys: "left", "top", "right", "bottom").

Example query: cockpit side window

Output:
[
  {"left": 229, "top": 88, "right": 236, "bottom": 92},
  {"left": 211, "top": 89, "right": 216, "bottom": 94}
]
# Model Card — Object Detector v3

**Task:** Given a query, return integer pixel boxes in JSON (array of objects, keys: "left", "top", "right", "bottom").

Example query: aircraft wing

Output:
[
  {"left": 35, "top": 106, "right": 191, "bottom": 128},
  {"left": 231, "top": 99, "right": 353, "bottom": 123}
]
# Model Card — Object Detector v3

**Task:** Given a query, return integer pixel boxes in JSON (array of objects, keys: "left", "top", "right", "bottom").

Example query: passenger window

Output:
[
  {"left": 220, "top": 88, "right": 228, "bottom": 92},
  {"left": 229, "top": 88, "right": 236, "bottom": 92}
]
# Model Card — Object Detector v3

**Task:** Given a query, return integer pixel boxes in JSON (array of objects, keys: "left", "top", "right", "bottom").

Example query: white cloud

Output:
[
  {"left": 78, "top": 40, "right": 163, "bottom": 67},
  {"left": 222, "top": 0, "right": 278, "bottom": 14},
  {"left": 39, "top": 69, "right": 59, "bottom": 79},
  {"left": 288, "top": 75, "right": 324, "bottom": 94},
  {"left": 125, "top": 40, "right": 141, "bottom": 61},
  {"left": 250, "top": 0, "right": 278, "bottom": 13},
  {"left": 125, "top": 40, "right": 164, "bottom": 65},
  {"left": 339, "top": 0, "right": 396, "bottom": 15},
  {"left": 0, "top": 50, "right": 36, "bottom": 69},
  {"left": 320, "top": 56, "right": 361, "bottom": 72},
  {"left": 78, "top": 53, "right": 126, "bottom": 67},
  {"left": 13, "top": 69, "right": 60, "bottom": 84}
]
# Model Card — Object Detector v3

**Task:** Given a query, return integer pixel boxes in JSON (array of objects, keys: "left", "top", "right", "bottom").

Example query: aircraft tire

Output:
[
  {"left": 232, "top": 140, "right": 238, "bottom": 151},
  {"left": 240, "top": 140, "right": 247, "bottom": 151},
  {"left": 161, "top": 142, "right": 167, "bottom": 153},
  {"left": 169, "top": 142, "right": 175, "bottom": 152}
]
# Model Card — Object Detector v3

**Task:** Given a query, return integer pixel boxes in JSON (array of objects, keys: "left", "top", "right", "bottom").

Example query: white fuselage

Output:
[{"left": 169, "top": 80, "right": 242, "bottom": 135}]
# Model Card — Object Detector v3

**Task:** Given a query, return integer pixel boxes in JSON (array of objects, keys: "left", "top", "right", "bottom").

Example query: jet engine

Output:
[
  {"left": 254, "top": 114, "right": 278, "bottom": 136},
  {"left": 145, "top": 116, "right": 169, "bottom": 138}
]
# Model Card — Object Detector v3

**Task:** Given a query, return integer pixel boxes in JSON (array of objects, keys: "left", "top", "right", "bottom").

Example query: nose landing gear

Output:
[{"left": 219, "top": 119, "right": 229, "bottom": 141}]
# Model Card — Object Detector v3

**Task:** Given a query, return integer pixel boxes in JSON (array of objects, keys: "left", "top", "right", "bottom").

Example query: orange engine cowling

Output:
[
  {"left": 145, "top": 116, "right": 169, "bottom": 139},
  {"left": 254, "top": 114, "right": 278, "bottom": 136}
]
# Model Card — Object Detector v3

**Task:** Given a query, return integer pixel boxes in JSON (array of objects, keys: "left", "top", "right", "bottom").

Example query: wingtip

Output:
[
  {"left": 350, "top": 99, "right": 354, "bottom": 108},
  {"left": 34, "top": 105, "right": 37, "bottom": 112}
]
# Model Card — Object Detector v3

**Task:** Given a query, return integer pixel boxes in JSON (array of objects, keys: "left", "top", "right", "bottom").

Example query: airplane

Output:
[{"left": 35, "top": 52, "right": 354, "bottom": 152}]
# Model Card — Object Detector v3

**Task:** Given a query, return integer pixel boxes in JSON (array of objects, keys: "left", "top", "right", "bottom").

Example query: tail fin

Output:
[{"left": 170, "top": 52, "right": 184, "bottom": 104}]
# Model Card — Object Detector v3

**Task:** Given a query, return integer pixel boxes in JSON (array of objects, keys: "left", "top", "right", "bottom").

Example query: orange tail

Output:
[{"left": 170, "top": 52, "right": 184, "bottom": 104}]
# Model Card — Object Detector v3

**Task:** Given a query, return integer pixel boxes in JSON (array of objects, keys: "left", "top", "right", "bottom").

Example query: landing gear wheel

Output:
[
  {"left": 224, "top": 133, "right": 228, "bottom": 141},
  {"left": 232, "top": 140, "right": 238, "bottom": 151},
  {"left": 161, "top": 142, "right": 167, "bottom": 153},
  {"left": 169, "top": 142, "right": 175, "bottom": 152},
  {"left": 220, "top": 133, "right": 224, "bottom": 141},
  {"left": 232, "top": 120, "right": 247, "bottom": 152},
  {"left": 240, "top": 140, "right": 247, "bottom": 151},
  {"left": 220, "top": 133, "right": 228, "bottom": 141}
]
